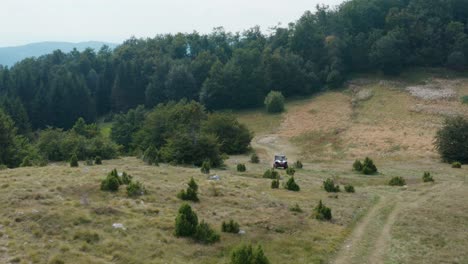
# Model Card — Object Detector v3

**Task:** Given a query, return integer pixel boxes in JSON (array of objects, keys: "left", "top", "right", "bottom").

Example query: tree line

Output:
[{"left": 1, "top": 0, "right": 467, "bottom": 131}]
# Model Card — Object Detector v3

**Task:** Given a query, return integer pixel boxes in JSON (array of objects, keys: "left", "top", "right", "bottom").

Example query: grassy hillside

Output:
[{"left": 1, "top": 71, "right": 468, "bottom": 263}]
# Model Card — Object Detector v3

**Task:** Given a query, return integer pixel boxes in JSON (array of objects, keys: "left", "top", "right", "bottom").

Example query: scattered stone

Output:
[
  {"left": 239, "top": 230, "right": 246, "bottom": 235},
  {"left": 112, "top": 223, "right": 126, "bottom": 230},
  {"left": 209, "top": 175, "right": 220, "bottom": 181}
]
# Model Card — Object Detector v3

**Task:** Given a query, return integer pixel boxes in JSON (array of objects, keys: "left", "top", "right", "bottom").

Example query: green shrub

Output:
[
  {"left": 452, "top": 162, "right": 462, "bottom": 168},
  {"left": 389, "top": 176, "right": 406, "bottom": 186},
  {"left": 250, "top": 153, "right": 260, "bottom": 163},
  {"left": 127, "top": 181, "right": 146, "bottom": 197},
  {"left": 175, "top": 204, "right": 198, "bottom": 237},
  {"left": 143, "top": 146, "right": 159, "bottom": 165},
  {"left": 201, "top": 161, "right": 211, "bottom": 174},
  {"left": 353, "top": 160, "right": 363, "bottom": 171},
  {"left": 294, "top": 160, "right": 303, "bottom": 169},
  {"left": 289, "top": 203, "right": 303, "bottom": 213},
  {"left": 271, "top": 179, "right": 280, "bottom": 189},
  {"left": 263, "top": 169, "right": 279, "bottom": 179},
  {"left": 194, "top": 220, "right": 220, "bottom": 244},
  {"left": 264, "top": 91, "right": 285, "bottom": 113},
  {"left": 286, "top": 167, "right": 295, "bottom": 176},
  {"left": 313, "top": 200, "right": 332, "bottom": 221},
  {"left": 85, "top": 159, "right": 93, "bottom": 166},
  {"left": 230, "top": 244, "right": 270, "bottom": 264},
  {"left": 0, "top": 164, "right": 7, "bottom": 170},
  {"left": 362, "top": 157, "right": 377, "bottom": 174},
  {"left": 461, "top": 95, "right": 468, "bottom": 104},
  {"left": 94, "top": 156, "right": 102, "bottom": 165},
  {"left": 20, "top": 156, "right": 32, "bottom": 167},
  {"left": 344, "top": 184, "right": 355, "bottom": 193},
  {"left": 237, "top": 164, "right": 246, "bottom": 172},
  {"left": 177, "top": 177, "right": 199, "bottom": 202},
  {"left": 222, "top": 219, "right": 240, "bottom": 233},
  {"left": 100, "top": 173, "right": 120, "bottom": 192},
  {"left": 422, "top": 172, "right": 434, "bottom": 182},
  {"left": 120, "top": 172, "right": 133, "bottom": 185},
  {"left": 323, "top": 178, "right": 340, "bottom": 193},
  {"left": 70, "top": 154, "right": 79, "bottom": 167},
  {"left": 285, "top": 177, "right": 300, "bottom": 191},
  {"left": 435, "top": 117, "right": 468, "bottom": 163}
]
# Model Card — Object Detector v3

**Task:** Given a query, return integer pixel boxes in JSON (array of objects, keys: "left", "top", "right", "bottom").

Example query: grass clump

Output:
[
  {"left": 250, "top": 153, "right": 260, "bottom": 163},
  {"left": 323, "top": 178, "right": 340, "bottom": 193},
  {"left": 353, "top": 157, "right": 378, "bottom": 175},
  {"left": 389, "top": 176, "right": 406, "bottom": 186},
  {"left": 344, "top": 184, "right": 355, "bottom": 193},
  {"left": 286, "top": 167, "right": 295, "bottom": 176},
  {"left": 237, "top": 164, "right": 246, "bottom": 172},
  {"left": 222, "top": 220, "right": 240, "bottom": 233},
  {"left": 127, "top": 181, "right": 146, "bottom": 197},
  {"left": 422, "top": 172, "right": 434, "bottom": 182},
  {"left": 201, "top": 161, "right": 211, "bottom": 174},
  {"left": 263, "top": 168, "right": 279, "bottom": 179},
  {"left": 451, "top": 162, "right": 462, "bottom": 168},
  {"left": 73, "top": 230, "right": 100, "bottom": 244},
  {"left": 313, "top": 200, "right": 332, "bottom": 221},
  {"left": 284, "top": 177, "right": 300, "bottom": 191},
  {"left": 70, "top": 154, "right": 79, "bottom": 167},
  {"left": 231, "top": 244, "right": 270, "bottom": 264},
  {"left": 177, "top": 177, "right": 199, "bottom": 202},
  {"left": 271, "top": 178, "right": 280, "bottom": 189},
  {"left": 289, "top": 203, "right": 303, "bottom": 213},
  {"left": 294, "top": 160, "right": 303, "bottom": 169}
]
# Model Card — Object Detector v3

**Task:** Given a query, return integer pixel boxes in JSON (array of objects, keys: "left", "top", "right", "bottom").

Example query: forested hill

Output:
[
  {"left": 0, "top": 41, "right": 117, "bottom": 67},
  {"left": 1, "top": 0, "right": 468, "bottom": 130}
]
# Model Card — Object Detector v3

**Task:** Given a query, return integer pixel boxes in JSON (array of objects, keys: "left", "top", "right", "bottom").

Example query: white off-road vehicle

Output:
[{"left": 273, "top": 154, "right": 288, "bottom": 169}]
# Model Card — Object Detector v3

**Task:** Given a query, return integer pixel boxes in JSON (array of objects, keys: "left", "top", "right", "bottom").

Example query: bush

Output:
[
  {"left": 461, "top": 95, "right": 468, "bottom": 105},
  {"left": 250, "top": 153, "right": 260, "bottom": 163},
  {"left": 389, "top": 176, "right": 406, "bottom": 186},
  {"left": 264, "top": 91, "right": 285, "bottom": 113},
  {"left": 20, "top": 156, "right": 32, "bottom": 167},
  {"left": 70, "top": 154, "right": 79, "bottom": 167},
  {"left": 344, "top": 184, "right": 355, "bottom": 193},
  {"left": 313, "top": 200, "right": 332, "bottom": 221},
  {"left": 120, "top": 172, "right": 133, "bottom": 185},
  {"left": 201, "top": 161, "right": 211, "bottom": 174},
  {"left": 194, "top": 221, "right": 220, "bottom": 244},
  {"left": 237, "top": 164, "right": 246, "bottom": 172},
  {"left": 289, "top": 203, "right": 303, "bottom": 213},
  {"left": 127, "top": 181, "right": 146, "bottom": 197},
  {"left": 175, "top": 204, "right": 198, "bottom": 237},
  {"left": 285, "top": 177, "right": 300, "bottom": 191},
  {"left": 85, "top": 159, "right": 93, "bottom": 166},
  {"left": 143, "top": 146, "right": 159, "bottom": 165},
  {"left": 100, "top": 171, "right": 120, "bottom": 192},
  {"left": 435, "top": 117, "right": 468, "bottom": 163},
  {"left": 94, "top": 156, "right": 102, "bottom": 165},
  {"left": 222, "top": 220, "right": 240, "bottom": 233},
  {"left": 323, "top": 178, "right": 340, "bottom": 193},
  {"left": 362, "top": 157, "right": 377, "bottom": 174},
  {"left": 452, "top": 162, "right": 462, "bottom": 168},
  {"left": 177, "top": 177, "right": 199, "bottom": 202},
  {"left": 263, "top": 169, "right": 279, "bottom": 179},
  {"left": 230, "top": 244, "right": 270, "bottom": 264},
  {"left": 294, "top": 160, "right": 303, "bottom": 169},
  {"left": 422, "top": 172, "right": 434, "bottom": 183},
  {"left": 271, "top": 178, "right": 280, "bottom": 189},
  {"left": 353, "top": 160, "right": 363, "bottom": 171},
  {"left": 286, "top": 167, "right": 295, "bottom": 176}
]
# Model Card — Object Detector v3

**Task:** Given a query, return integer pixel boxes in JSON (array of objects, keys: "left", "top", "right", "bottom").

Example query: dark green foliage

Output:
[
  {"left": 250, "top": 153, "right": 260, "bottom": 163},
  {"left": 353, "top": 160, "right": 363, "bottom": 171},
  {"left": 94, "top": 156, "right": 102, "bottom": 165},
  {"left": 175, "top": 204, "right": 198, "bottom": 237},
  {"left": 111, "top": 106, "right": 146, "bottom": 152},
  {"left": 194, "top": 221, "right": 220, "bottom": 244},
  {"left": 100, "top": 170, "right": 121, "bottom": 192},
  {"left": 452, "top": 162, "right": 462, "bottom": 168},
  {"left": 422, "top": 172, "right": 434, "bottom": 183},
  {"left": 294, "top": 160, "right": 303, "bottom": 169},
  {"left": 0, "top": 110, "right": 26, "bottom": 168},
  {"left": 222, "top": 220, "right": 240, "bottom": 233},
  {"left": 264, "top": 91, "right": 285, "bottom": 113},
  {"left": 143, "top": 146, "right": 159, "bottom": 165},
  {"left": 289, "top": 203, "right": 303, "bottom": 213},
  {"left": 271, "top": 178, "right": 280, "bottom": 189},
  {"left": 323, "top": 178, "right": 340, "bottom": 193},
  {"left": 121, "top": 172, "right": 133, "bottom": 185},
  {"left": 177, "top": 177, "right": 199, "bottom": 202},
  {"left": 447, "top": 51, "right": 466, "bottom": 71},
  {"left": 286, "top": 167, "right": 295, "bottom": 176},
  {"left": 20, "top": 156, "right": 32, "bottom": 167},
  {"left": 201, "top": 161, "right": 211, "bottom": 174},
  {"left": 230, "top": 244, "right": 270, "bottom": 264},
  {"left": 389, "top": 176, "right": 406, "bottom": 186},
  {"left": 72, "top": 118, "right": 99, "bottom": 139},
  {"left": 237, "top": 164, "right": 246, "bottom": 172},
  {"left": 461, "top": 96, "right": 468, "bottom": 105},
  {"left": 344, "top": 184, "right": 355, "bottom": 193},
  {"left": 313, "top": 200, "right": 332, "bottom": 221},
  {"left": 70, "top": 154, "right": 79, "bottom": 167},
  {"left": 263, "top": 169, "right": 279, "bottom": 179},
  {"left": 285, "top": 177, "right": 300, "bottom": 191},
  {"left": 355, "top": 157, "right": 378, "bottom": 175},
  {"left": 126, "top": 181, "right": 146, "bottom": 197},
  {"left": 435, "top": 117, "right": 468, "bottom": 164},
  {"left": 85, "top": 159, "right": 93, "bottom": 166}
]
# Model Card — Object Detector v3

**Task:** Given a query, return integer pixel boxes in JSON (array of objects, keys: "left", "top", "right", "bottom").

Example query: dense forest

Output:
[{"left": 1, "top": 0, "right": 468, "bottom": 167}]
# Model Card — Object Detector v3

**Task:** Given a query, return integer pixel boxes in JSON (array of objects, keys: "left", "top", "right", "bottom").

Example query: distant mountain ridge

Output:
[{"left": 0, "top": 41, "right": 118, "bottom": 67}]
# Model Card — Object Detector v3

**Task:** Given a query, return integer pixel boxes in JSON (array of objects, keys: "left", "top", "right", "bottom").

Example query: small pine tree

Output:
[
  {"left": 294, "top": 160, "right": 303, "bottom": 169},
  {"left": 271, "top": 178, "right": 280, "bottom": 189},
  {"left": 285, "top": 177, "right": 300, "bottom": 191},
  {"left": 201, "top": 161, "right": 211, "bottom": 174},
  {"left": 121, "top": 172, "right": 133, "bottom": 185},
  {"left": 263, "top": 169, "right": 279, "bottom": 179},
  {"left": 221, "top": 219, "right": 240, "bottom": 233},
  {"left": 70, "top": 154, "right": 79, "bottom": 167},
  {"left": 177, "top": 177, "right": 199, "bottom": 202},
  {"left": 353, "top": 160, "right": 363, "bottom": 171},
  {"left": 313, "top": 200, "right": 332, "bottom": 221},
  {"left": 237, "top": 164, "right": 246, "bottom": 172},
  {"left": 389, "top": 176, "right": 406, "bottom": 186},
  {"left": 127, "top": 181, "right": 146, "bottom": 197},
  {"left": 193, "top": 220, "right": 220, "bottom": 244},
  {"left": 174, "top": 204, "right": 198, "bottom": 237},
  {"left": 362, "top": 157, "right": 377, "bottom": 174},
  {"left": 100, "top": 174, "right": 120, "bottom": 192},
  {"left": 230, "top": 244, "right": 270, "bottom": 264},
  {"left": 94, "top": 156, "right": 102, "bottom": 165},
  {"left": 323, "top": 178, "right": 340, "bottom": 192},
  {"left": 250, "top": 153, "right": 260, "bottom": 163},
  {"left": 344, "top": 184, "right": 355, "bottom": 193},
  {"left": 422, "top": 172, "right": 434, "bottom": 183},
  {"left": 286, "top": 167, "right": 295, "bottom": 176}
]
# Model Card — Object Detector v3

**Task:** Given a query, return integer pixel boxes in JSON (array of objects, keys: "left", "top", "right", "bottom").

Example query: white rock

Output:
[
  {"left": 239, "top": 230, "right": 246, "bottom": 235},
  {"left": 112, "top": 223, "right": 126, "bottom": 230}
]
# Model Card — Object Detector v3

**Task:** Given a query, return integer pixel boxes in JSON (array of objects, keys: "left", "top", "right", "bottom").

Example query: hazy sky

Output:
[{"left": 1, "top": 0, "right": 344, "bottom": 47}]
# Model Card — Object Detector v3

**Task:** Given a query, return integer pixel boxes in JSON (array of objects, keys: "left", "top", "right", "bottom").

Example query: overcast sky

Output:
[{"left": 1, "top": 0, "right": 344, "bottom": 47}]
